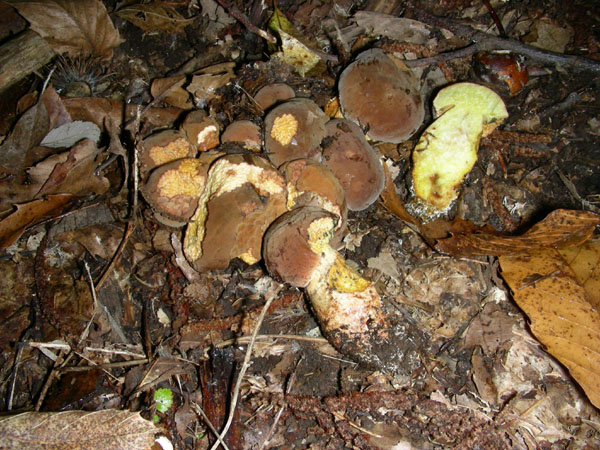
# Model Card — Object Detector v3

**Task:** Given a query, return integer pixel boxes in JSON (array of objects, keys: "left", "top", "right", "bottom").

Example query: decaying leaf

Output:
[
  {"left": 0, "top": 194, "right": 73, "bottom": 249},
  {"left": 7, "top": 0, "right": 123, "bottom": 58},
  {"left": 352, "top": 11, "right": 433, "bottom": 45},
  {"left": 150, "top": 76, "right": 192, "bottom": 110},
  {"left": 187, "top": 62, "right": 236, "bottom": 107},
  {"left": 435, "top": 209, "right": 600, "bottom": 257},
  {"left": 499, "top": 247, "right": 600, "bottom": 408},
  {"left": 0, "top": 410, "right": 159, "bottom": 449},
  {"left": 117, "top": 1, "right": 194, "bottom": 34},
  {"left": 268, "top": 6, "right": 323, "bottom": 76},
  {"left": 41, "top": 120, "right": 101, "bottom": 148},
  {"left": 558, "top": 239, "right": 600, "bottom": 310},
  {"left": 411, "top": 82, "right": 508, "bottom": 213}
]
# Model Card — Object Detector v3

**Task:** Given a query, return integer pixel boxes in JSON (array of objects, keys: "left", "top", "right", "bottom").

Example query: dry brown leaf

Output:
[
  {"left": 558, "top": 239, "right": 600, "bottom": 310},
  {"left": 116, "top": 2, "right": 194, "bottom": 34},
  {"left": 7, "top": 0, "right": 123, "bottom": 58},
  {"left": 0, "top": 194, "right": 73, "bottom": 249},
  {"left": 150, "top": 76, "right": 193, "bottom": 109},
  {"left": 0, "top": 410, "right": 158, "bottom": 449},
  {"left": 500, "top": 248, "right": 600, "bottom": 408},
  {"left": 0, "top": 87, "right": 70, "bottom": 174},
  {"left": 435, "top": 209, "right": 600, "bottom": 257}
]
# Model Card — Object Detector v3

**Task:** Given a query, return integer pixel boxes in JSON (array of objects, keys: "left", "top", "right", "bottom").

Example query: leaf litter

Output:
[{"left": 0, "top": 0, "right": 599, "bottom": 449}]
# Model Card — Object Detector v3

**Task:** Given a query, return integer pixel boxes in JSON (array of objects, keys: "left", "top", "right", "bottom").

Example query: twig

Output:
[
  {"left": 192, "top": 402, "right": 231, "bottom": 450},
  {"left": 406, "top": 8, "right": 600, "bottom": 73},
  {"left": 34, "top": 350, "right": 65, "bottom": 411},
  {"left": 214, "top": 0, "right": 276, "bottom": 44},
  {"left": 210, "top": 280, "right": 283, "bottom": 450},
  {"left": 7, "top": 344, "right": 25, "bottom": 411}
]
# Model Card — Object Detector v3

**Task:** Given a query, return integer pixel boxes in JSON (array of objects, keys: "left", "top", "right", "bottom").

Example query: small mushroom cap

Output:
[
  {"left": 221, "top": 120, "right": 262, "bottom": 151},
  {"left": 338, "top": 48, "right": 424, "bottom": 143},
  {"left": 321, "top": 119, "right": 385, "bottom": 211},
  {"left": 253, "top": 83, "right": 296, "bottom": 111},
  {"left": 264, "top": 98, "right": 328, "bottom": 167},
  {"left": 263, "top": 206, "right": 338, "bottom": 288},
  {"left": 180, "top": 110, "right": 220, "bottom": 151},
  {"left": 140, "top": 130, "right": 196, "bottom": 177}
]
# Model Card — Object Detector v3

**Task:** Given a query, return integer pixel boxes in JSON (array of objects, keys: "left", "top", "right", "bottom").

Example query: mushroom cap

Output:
[
  {"left": 253, "top": 82, "right": 296, "bottom": 111},
  {"left": 221, "top": 120, "right": 262, "bottom": 151},
  {"left": 281, "top": 158, "right": 347, "bottom": 238},
  {"left": 180, "top": 110, "right": 220, "bottom": 151},
  {"left": 264, "top": 98, "right": 328, "bottom": 167},
  {"left": 321, "top": 119, "right": 385, "bottom": 211},
  {"left": 338, "top": 48, "right": 424, "bottom": 143},
  {"left": 139, "top": 130, "right": 196, "bottom": 178},
  {"left": 263, "top": 206, "right": 338, "bottom": 288}
]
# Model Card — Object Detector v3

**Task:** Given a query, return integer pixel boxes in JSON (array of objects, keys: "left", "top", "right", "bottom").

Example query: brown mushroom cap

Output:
[
  {"left": 180, "top": 110, "right": 220, "bottom": 151},
  {"left": 321, "top": 119, "right": 385, "bottom": 211},
  {"left": 221, "top": 120, "right": 262, "bottom": 151},
  {"left": 253, "top": 83, "right": 296, "bottom": 111},
  {"left": 264, "top": 98, "right": 328, "bottom": 167},
  {"left": 263, "top": 206, "right": 338, "bottom": 288},
  {"left": 281, "top": 158, "right": 347, "bottom": 239},
  {"left": 183, "top": 151, "right": 287, "bottom": 269},
  {"left": 338, "top": 48, "right": 424, "bottom": 143},
  {"left": 139, "top": 130, "right": 196, "bottom": 178}
]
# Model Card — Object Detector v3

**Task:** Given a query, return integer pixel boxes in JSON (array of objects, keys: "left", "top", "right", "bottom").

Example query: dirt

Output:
[{"left": 0, "top": 0, "right": 599, "bottom": 449}]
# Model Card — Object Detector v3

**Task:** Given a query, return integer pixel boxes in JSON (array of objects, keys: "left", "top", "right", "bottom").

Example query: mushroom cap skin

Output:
[
  {"left": 253, "top": 82, "right": 296, "bottom": 111},
  {"left": 183, "top": 151, "right": 287, "bottom": 267},
  {"left": 338, "top": 48, "right": 424, "bottom": 143},
  {"left": 180, "top": 110, "right": 220, "bottom": 151},
  {"left": 321, "top": 119, "right": 385, "bottom": 211},
  {"left": 221, "top": 120, "right": 262, "bottom": 151},
  {"left": 264, "top": 98, "right": 329, "bottom": 167},
  {"left": 263, "top": 206, "right": 338, "bottom": 288},
  {"left": 139, "top": 130, "right": 196, "bottom": 178}
]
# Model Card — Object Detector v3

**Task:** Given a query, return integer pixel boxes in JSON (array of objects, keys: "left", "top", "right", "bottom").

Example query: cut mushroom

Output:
[
  {"left": 338, "top": 48, "right": 424, "bottom": 143},
  {"left": 183, "top": 152, "right": 287, "bottom": 270},
  {"left": 411, "top": 82, "right": 508, "bottom": 212},
  {"left": 321, "top": 119, "right": 385, "bottom": 211},
  {"left": 264, "top": 98, "right": 328, "bottom": 167},
  {"left": 253, "top": 82, "right": 296, "bottom": 111},
  {"left": 139, "top": 130, "right": 196, "bottom": 178},
  {"left": 263, "top": 206, "right": 414, "bottom": 371}
]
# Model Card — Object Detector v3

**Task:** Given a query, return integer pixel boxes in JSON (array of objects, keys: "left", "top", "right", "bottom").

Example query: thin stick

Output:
[
  {"left": 214, "top": 0, "right": 276, "bottom": 44},
  {"left": 7, "top": 344, "right": 25, "bottom": 411},
  {"left": 209, "top": 281, "right": 282, "bottom": 450},
  {"left": 34, "top": 350, "right": 65, "bottom": 411},
  {"left": 407, "top": 8, "right": 600, "bottom": 73},
  {"left": 192, "top": 402, "right": 231, "bottom": 450}
]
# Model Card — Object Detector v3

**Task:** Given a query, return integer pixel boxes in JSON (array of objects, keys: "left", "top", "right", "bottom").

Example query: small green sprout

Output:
[{"left": 153, "top": 388, "right": 173, "bottom": 413}]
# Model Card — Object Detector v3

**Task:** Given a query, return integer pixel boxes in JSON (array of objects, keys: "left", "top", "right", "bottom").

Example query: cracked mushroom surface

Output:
[
  {"left": 321, "top": 119, "right": 385, "bottom": 211},
  {"left": 264, "top": 98, "right": 329, "bottom": 167},
  {"left": 338, "top": 48, "right": 424, "bottom": 143},
  {"left": 221, "top": 120, "right": 262, "bottom": 152},
  {"left": 180, "top": 109, "right": 220, "bottom": 152},
  {"left": 263, "top": 206, "right": 422, "bottom": 372},
  {"left": 183, "top": 151, "right": 287, "bottom": 270}
]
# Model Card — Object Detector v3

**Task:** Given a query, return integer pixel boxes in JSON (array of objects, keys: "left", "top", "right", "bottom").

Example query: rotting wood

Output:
[{"left": 0, "top": 30, "right": 55, "bottom": 93}]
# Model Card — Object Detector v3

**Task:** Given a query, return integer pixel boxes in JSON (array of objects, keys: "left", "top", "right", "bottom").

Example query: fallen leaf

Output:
[
  {"left": 7, "top": 0, "right": 123, "bottom": 58},
  {"left": 41, "top": 120, "right": 101, "bottom": 148},
  {"left": 352, "top": 11, "right": 433, "bottom": 45},
  {"left": 0, "top": 87, "right": 69, "bottom": 174},
  {"left": 558, "top": 239, "right": 600, "bottom": 310},
  {"left": 0, "top": 194, "right": 73, "bottom": 249},
  {"left": 499, "top": 247, "right": 600, "bottom": 408},
  {"left": 0, "top": 410, "right": 159, "bottom": 449},
  {"left": 117, "top": 1, "right": 194, "bottom": 34},
  {"left": 151, "top": 76, "right": 192, "bottom": 109},
  {"left": 435, "top": 209, "right": 600, "bottom": 257}
]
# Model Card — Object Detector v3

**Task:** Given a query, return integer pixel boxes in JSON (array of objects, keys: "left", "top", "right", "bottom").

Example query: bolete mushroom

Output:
[
  {"left": 139, "top": 130, "right": 196, "bottom": 178},
  {"left": 338, "top": 49, "right": 424, "bottom": 143},
  {"left": 321, "top": 119, "right": 385, "bottom": 211},
  {"left": 263, "top": 206, "right": 411, "bottom": 371},
  {"left": 221, "top": 120, "right": 262, "bottom": 152},
  {"left": 180, "top": 110, "right": 220, "bottom": 152},
  {"left": 264, "top": 98, "right": 328, "bottom": 167},
  {"left": 411, "top": 82, "right": 508, "bottom": 212},
  {"left": 183, "top": 152, "right": 287, "bottom": 270},
  {"left": 253, "top": 82, "right": 296, "bottom": 111}
]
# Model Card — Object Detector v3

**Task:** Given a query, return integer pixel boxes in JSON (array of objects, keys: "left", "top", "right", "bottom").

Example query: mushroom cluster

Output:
[{"left": 141, "top": 49, "right": 426, "bottom": 371}]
